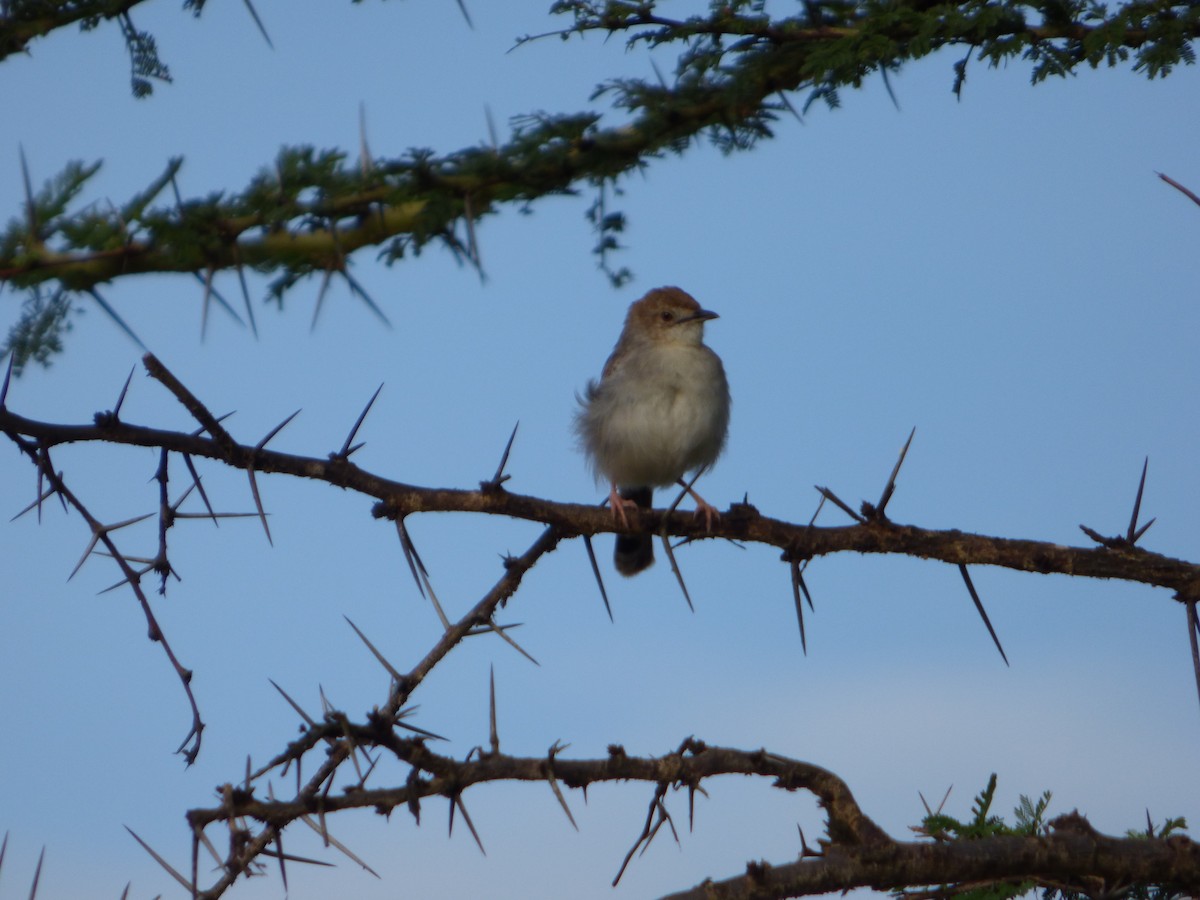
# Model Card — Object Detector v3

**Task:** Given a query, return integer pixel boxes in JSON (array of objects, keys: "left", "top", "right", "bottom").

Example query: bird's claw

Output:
[
  {"left": 609, "top": 486, "right": 640, "bottom": 530},
  {"left": 692, "top": 497, "right": 720, "bottom": 532}
]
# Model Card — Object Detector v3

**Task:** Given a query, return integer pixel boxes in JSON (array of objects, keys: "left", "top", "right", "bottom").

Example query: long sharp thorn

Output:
[
  {"left": 297, "top": 815, "right": 379, "bottom": 876},
  {"left": 489, "top": 666, "right": 499, "bottom": 754},
  {"left": 463, "top": 192, "right": 483, "bottom": 277},
  {"left": 582, "top": 534, "right": 613, "bottom": 621},
  {"left": 958, "top": 564, "right": 1009, "bottom": 666},
  {"left": 467, "top": 620, "right": 523, "bottom": 637},
  {"left": 312, "top": 269, "right": 334, "bottom": 331},
  {"left": 797, "top": 566, "right": 815, "bottom": 612},
  {"left": 200, "top": 266, "right": 213, "bottom": 340},
  {"left": 454, "top": 795, "right": 486, "bottom": 855},
  {"left": 454, "top": 0, "right": 474, "bottom": 28},
  {"left": 274, "top": 831, "right": 288, "bottom": 892},
  {"left": 658, "top": 797, "right": 680, "bottom": 846},
  {"left": 268, "top": 678, "right": 316, "bottom": 726},
  {"left": 35, "top": 454, "right": 46, "bottom": 523},
  {"left": 487, "top": 617, "right": 539, "bottom": 665},
  {"left": 877, "top": 426, "right": 916, "bottom": 516},
  {"left": 196, "top": 826, "right": 222, "bottom": 867},
  {"left": 19, "top": 145, "right": 36, "bottom": 235},
  {"left": 343, "top": 269, "right": 392, "bottom": 327},
  {"left": 296, "top": 815, "right": 379, "bottom": 876},
  {"left": 68, "top": 534, "right": 101, "bottom": 581},
  {"left": 1158, "top": 172, "right": 1200, "bottom": 208},
  {"left": 27, "top": 845, "right": 45, "bottom": 899},
  {"left": 188, "top": 410, "right": 235, "bottom": 439},
  {"left": 232, "top": 250, "right": 258, "bottom": 338},
  {"left": 484, "top": 104, "right": 499, "bottom": 150},
  {"left": 87, "top": 287, "right": 148, "bottom": 351},
  {"left": 1127, "top": 456, "right": 1149, "bottom": 543},
  {"left": 487, "top": 421, "right": 519, "bottom": 486},
  {"left": 10, "top": 485, "right": 55, "bottom": 522},
  {"left": 125, "top": 827, "right": 193, "bottom": 891},
  {"left": 660, "top": 531, "right": 694, "bottom": 612},
  {"left": 246, "top": 468, "right": 272, "bottom": 545},
  {"left": 1132, "top": 517, "right": 1156, "bottom": 543},
  {"left": 112, "top": 365, "right": 136, "bottom": 419},
  {"left": 918, "top": 791, "right": 933, "bottom": 817},
  {"left": 395, "top": 718, "right": 447, "bottom": 741},
  {"left": 548, "top": 773, "right": 578, "bottom": 830},
  {"left": 339, "top": 384, "right": 384, "bottom": 457},
  {"left": 359, "top": 103, "right": 373, "bottom": 175},
  {"left": 659, "top": 484, "right": 697, "bottom": 610},
  {"left": 936, "top": 784, "right": 952, "bottom": 814},
  {"left": 425, "top": 578, "right": 452, "bottom": 631},
  {"left": 181, "top": 454, "right": 218, "bottom": 525},
  {"left": 1, "top": 352, "right": 15, "bottom": 408},
  {"left": 815, "top": 485, "right": 865, "bottom": 524},
  {"left": 190, "top": 270, "right": 243, "bottom": 327},
  {"left": 257, "top": 409, "right": 301, "bottom": 450},
  {"left": 880, "top": 64, "right": 901, "bottom": 111},
  {"left": 790, "top": 561, "right": 808, "bottom": 655},
  {"left": 240, "top": 0, "right": 274, "bottom": 48},
  {"left": 1187, "top": 602, "right": 1200, "bottom": 714},
  {"left": 396, "top": 519, "right": 428, "bottom": 599},
  {"left": 344, "top": 616, "right": 403, "bottom": 681}
]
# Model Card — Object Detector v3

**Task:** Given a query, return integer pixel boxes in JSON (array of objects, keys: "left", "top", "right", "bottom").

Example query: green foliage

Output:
[
  {"left": 920, "top": 774, "right": 1036, "bottom": 842},
  {"left": 0, "top": 3, "right": 172, "bottom": 96},
  {"left": 913, "top": 776, "right": 1047, "bottom": 900},
  {"left": 116, "top": 10, "right": 170, "bottom": 97},
  {"left": 585, "top": 179, "right": 632, "bottom": 288},
  {"left": 2, "top": 0, "right": 1198, "bottom": 366},
  {"left": 913, "top": 776, "right": 1191, "bottom": 900},
  {"left": 3, "top": 287, "right": 73, "bottom": 373}
]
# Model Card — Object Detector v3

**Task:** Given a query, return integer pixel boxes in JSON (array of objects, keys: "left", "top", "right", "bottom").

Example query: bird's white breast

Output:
[{"left": 581, "top": 341, "right": 729, "bottom": 488}]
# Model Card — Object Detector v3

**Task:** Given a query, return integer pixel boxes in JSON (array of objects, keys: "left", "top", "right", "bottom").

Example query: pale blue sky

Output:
[{"left": 1, "top": 2, "right": 1199, "bottom": 898}]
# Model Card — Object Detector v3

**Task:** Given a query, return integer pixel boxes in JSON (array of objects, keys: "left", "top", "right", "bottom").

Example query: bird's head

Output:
[{"left": 623, "top": 286, "right": 718, "bottom": 346}]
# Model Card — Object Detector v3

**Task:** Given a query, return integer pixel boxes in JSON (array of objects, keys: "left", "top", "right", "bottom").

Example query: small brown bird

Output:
[{"left": 575, "top": 287, "right": 731, "bottom": 575}]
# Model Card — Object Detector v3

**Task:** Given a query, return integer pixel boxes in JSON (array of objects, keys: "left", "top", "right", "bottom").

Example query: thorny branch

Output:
[
  {"left": 2, "top": 357, "right": 1197, "bottom": 601},
  {"left": 4, "top": 353, "right": 1200, "bottom": 897}
]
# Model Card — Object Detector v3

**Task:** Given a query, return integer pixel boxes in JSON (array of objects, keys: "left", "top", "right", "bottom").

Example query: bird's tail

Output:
[{"left": 614, "top": 486, "right": 654, "bottom": 576}]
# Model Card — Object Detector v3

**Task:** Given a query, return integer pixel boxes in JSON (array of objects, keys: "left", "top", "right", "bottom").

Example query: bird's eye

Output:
[{"left": 660, "top": 311, "right": 674, "bottom": 322}]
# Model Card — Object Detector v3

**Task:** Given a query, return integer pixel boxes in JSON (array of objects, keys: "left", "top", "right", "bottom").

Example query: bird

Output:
[{"left": 575, "top": 286, "right": 730, "bottom": 576}]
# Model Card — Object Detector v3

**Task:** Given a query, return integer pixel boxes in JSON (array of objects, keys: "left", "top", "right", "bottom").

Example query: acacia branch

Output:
[
  {"left": 5, "top": 1, "right": 1199, "bottom": 368},
  {"left": 661, "top": 809, "right": 1200, "bottom": 900},
  {"left": 186, "top": 733, "right": 1200, "bottom": 899},
  {"left": 0, "top": 0, "right": 151, "bottom": 60},
  {"left": 1, "top": 359, "right": 1197, "bottom": 601}
]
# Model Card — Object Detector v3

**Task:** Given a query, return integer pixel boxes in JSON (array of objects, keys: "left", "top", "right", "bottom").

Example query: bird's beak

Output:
[{"left": 681, "top": 309, "right": 719, "bottom": 324}]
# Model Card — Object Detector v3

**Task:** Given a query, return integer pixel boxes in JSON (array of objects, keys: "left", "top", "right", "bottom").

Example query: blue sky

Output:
[{"left": 1, "top": 1, "right": 1199, "bottom": 898}]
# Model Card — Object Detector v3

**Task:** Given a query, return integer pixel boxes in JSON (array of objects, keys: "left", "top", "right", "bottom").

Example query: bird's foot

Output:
[
  {"left": 676, "top": 479, "right": 720, "bottom": 532},
  {"left": 609, "top": 484, "right": 641, "bottom": 529},
  {"left": 691, "top": 495, "right": 721, "bottom": 532}
]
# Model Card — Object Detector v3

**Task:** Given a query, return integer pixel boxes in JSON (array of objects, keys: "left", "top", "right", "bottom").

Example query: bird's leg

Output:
[
  {"left": 609, "top": 482, "right": 641, "bottom": 529},
  {"left": 677, "top": 479, "right": 720, "bottom": 532}
]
